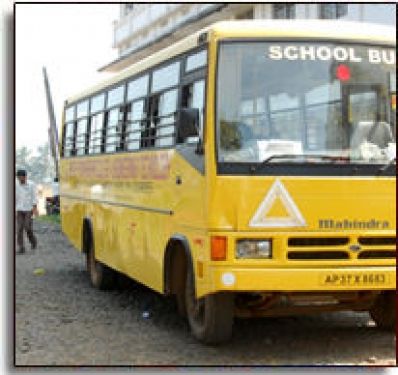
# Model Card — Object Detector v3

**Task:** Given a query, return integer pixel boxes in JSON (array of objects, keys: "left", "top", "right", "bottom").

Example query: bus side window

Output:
[
  {"left": 148, "top": 61, "right": 181, "bottom": 148},
  {"left": 143, "top": 95, "right": 157, "bottom": 148},
  {"left": 89, "top": 113, "right": 104, "bottom": 154},
  {"left": 76, "top": 119, "right": 88, "bottom": 156},
  {"left": 104, "top": 85, "right": 125, "bottom": 153},
  {"left": 89, "top": 93, "right": 106, "bottom": 154},
  {"left": 126, "top": 74, "right": 149, "bottom": 150},
  {"left": 75, "top": 100, "right": 89, "bottom": 156},
  {"left": 126, "top": 99, "right": 146, "bottom": 151},
  {"left": 156, "top": 89, "right": 178, "bottom": 147},
  {"left": 64, "top": 122, "right": 76, "bottom": 157},
  {"left": 105, "top": 107, "right": 123, "bottom": 153},
  {"left": 63, "top": 106, "right": 75, "bottom": 157},
  {"left": 180, "top": 80, "right": 205, "bottom": 144}
]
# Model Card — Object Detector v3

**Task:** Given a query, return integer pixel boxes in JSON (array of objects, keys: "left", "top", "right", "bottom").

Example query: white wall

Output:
[
  {"left": 109, "top": 3, "right": 395, "bottom": 71},
  {"left": 362, "top": 4, "right": 395, "bottom": 25}
]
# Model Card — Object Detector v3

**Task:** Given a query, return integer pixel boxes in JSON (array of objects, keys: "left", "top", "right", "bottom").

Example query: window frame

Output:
[{"left": 61, "top": 45, "right": 208, "bottom": 158}]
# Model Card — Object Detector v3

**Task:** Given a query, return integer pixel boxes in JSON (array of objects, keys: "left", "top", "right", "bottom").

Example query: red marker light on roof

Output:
[{"left": 336, "top": 64, "right": 351, "bottom": 81}]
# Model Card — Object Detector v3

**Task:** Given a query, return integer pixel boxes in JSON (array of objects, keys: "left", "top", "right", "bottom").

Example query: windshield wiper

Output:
[
  {"left": 376, "top": 158, "right": 396, "bottom": 176},
  {"left": 251, "top": 154, "right": 350, "bottom": 172}
]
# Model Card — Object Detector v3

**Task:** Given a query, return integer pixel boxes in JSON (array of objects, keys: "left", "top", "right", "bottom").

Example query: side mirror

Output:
[{"left": 178, "top": 108, "right": 199, "bottom": 140}]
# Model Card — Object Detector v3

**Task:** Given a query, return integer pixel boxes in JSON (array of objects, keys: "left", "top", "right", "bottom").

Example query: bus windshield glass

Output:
[{"left": 217, "top": 42, "right": 396, "bottom": 165}]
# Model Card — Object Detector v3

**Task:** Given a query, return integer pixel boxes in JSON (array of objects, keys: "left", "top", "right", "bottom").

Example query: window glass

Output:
[
  {"left": 336, "top": 4, "right": 348, "bottom": 18},
  {"left": 217, "top": 42, "right": 396, "bottom": 164},
  {"left": 64, "top": 122, "right": 75, "bottom": 157},
  {"left": 152, "top": 61, "right": 180, "bottom": 93},
  {"left": 185, "top": 80, "right": 205, "bottom": 143},
  {"left": 320, "top": 4, "right": 347, "bottom": 19},
  {"left": 126, "top": 100, "right": 146, "bottom": 150},
  {"left": 90, "top": 93, "right": 105, "bottom": 113},
  {"left": 273, "top": 4, "right": 295, "bottom": 19},
  {"left": 236, "top": 9, "right": 254, "bottom": 19},
  {"left": 239, "top": 97, "right": 266, "bottom": 135},
  {"left": 389, "top": 72, "right": 396, "bottom": 138},
  {"left": 186, "top": 50, "right": 207, "bottom": 72},
  {"left": 107, "top": 85, "right": 125, "bottom": 108},
  {"left": 75, "top": 119, "right": 88, "bottom": 155},
  {"left": 269, "top": 93, "right": 302, "bottom": 142},
  {"left": 390, "top": 72, "right": 396, "bottom": 93},
  {"left": 65, "top": 122, "right": 74, "bottom": 138},
  {"left": 105, "top": 108, "right": 122, "bottom": 153},
  {"left": 65, "top": 106, "right": 75, "bottom": 122},
  {"left": 127, "top": 75, "right": 149, "bottom": 101},
  {"left": 305, "top": 82, "right": 340, "bottom": 150},
  {"left": 125, "top": 3, "right": 134, "bottom": 15},
  {"left": 89, "top": 113, "right": 104, "bottom": 154},
  {"left": 156, "top": 89, "right": 178, "bottom": 147},
  {"left": 76, "top": 100, "right": 89, "bottom": 119}
]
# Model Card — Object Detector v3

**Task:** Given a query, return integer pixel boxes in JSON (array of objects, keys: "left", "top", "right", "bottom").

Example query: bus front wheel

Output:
[
  {"left": 369, "top": 291, "right": 396, "bottom": 331},
  {"left": 185, "top": 265, "right": 233, "bottom": 344},
  {"left": 87, "top": 241, "right": 116, "bottom": 290}
]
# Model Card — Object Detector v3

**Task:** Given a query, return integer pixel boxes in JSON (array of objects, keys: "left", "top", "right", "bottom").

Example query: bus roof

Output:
[
  {"left": 211, "top": 20, "right": 395, "bottom": 40},
  {"left": 66, "top": 20, "right": 395, "bottom": 105}
]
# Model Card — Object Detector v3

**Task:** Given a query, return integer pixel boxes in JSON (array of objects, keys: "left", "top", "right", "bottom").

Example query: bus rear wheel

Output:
[
  {"left": 87, "top": 242, "right": 116, "bottom": 290},
  {"left": 369, "top": 291, "right": 396, "bottom": 331},
  {"left": 185, "top": 265, "right": 233, "bottom": 344}
]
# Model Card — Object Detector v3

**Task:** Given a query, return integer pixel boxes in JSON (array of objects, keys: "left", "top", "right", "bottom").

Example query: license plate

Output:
[{"left": 320, "top": 273, "right": 389, "bottom": 287}]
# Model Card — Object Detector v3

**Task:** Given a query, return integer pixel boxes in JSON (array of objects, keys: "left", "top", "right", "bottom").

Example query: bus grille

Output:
[
  {"left": 288, "top": 237, "right": 349, "bottom": 247},
  {"left": 288, "top": 251, "right": 349, "bottom": 260},
  {"left": 358, "top": 237, "right": 396, "bottom": 246},
  {"left": 287, "top": 236, "right": 396, "bottom": 261},
  {"left": 358, "top": 250, "right": 396, "bottom": 259}
]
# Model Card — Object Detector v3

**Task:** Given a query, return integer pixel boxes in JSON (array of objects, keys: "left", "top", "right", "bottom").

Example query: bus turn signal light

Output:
[{"left": 211, "top": 236, "right": 227, "bottom": 261}]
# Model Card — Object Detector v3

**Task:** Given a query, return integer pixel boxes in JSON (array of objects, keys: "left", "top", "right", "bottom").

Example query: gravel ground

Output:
[{"left": 15, "top": 220, "right": 396, "bottom": 367}]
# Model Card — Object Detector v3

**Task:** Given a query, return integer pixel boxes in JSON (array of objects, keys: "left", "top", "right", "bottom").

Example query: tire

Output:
[
  {"left": 176, "top": 289, "right": 187, "bottom": 318},
  {"left": 86, "top": 239, "right": 117, "bottom": 290},
  {"left": 369, "top": 291, "right": 396, "bottom": 331},
  {"left": 185, "top": 264, "right": 234, "bottom": 344}
]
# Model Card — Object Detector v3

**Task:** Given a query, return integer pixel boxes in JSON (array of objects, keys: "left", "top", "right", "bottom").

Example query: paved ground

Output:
[{"left": 15, "top": 220, "right": 396, "bottom": 366}]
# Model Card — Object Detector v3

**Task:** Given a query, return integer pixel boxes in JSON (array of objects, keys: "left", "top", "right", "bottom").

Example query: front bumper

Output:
[
  {"left": 205, "top": 265, "right": 396, "bottom": 295},
  {"left": 194, "top": 230, "right": 396, "bottom": 297}
]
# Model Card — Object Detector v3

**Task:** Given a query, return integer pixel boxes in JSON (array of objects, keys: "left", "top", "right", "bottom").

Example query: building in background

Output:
[{"left": 102, "top": 3, "right": 396, "bottom": 72}]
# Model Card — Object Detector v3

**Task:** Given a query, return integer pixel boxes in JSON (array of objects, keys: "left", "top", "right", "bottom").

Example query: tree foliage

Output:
[{"left": 16, "top": 143, "right": 55, "bottom": 183}]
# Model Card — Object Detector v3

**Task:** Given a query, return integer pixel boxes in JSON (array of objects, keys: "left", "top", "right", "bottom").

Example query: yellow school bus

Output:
[{"left": 60, "top": 20, "right": 396, "bottom": 343}]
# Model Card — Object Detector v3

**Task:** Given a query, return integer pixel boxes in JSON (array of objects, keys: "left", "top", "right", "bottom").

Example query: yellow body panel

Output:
[
  {"left": 61, "top": 150, "right": 206, "bottom": 293},
  {"left": 208, "top": 177, "right": 396, "bottom": 231},
  {"left": 60, "top": 21, "right": 395, "bottom": 301}
]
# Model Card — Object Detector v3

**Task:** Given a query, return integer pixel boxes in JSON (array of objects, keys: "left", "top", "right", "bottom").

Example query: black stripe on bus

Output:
[{"left": 60, "top": 194, "right": 173, "bottom": 215}]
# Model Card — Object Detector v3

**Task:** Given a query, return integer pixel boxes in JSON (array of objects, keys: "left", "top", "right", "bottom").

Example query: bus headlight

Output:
[{"left": 236, "top": 240, "right": 272, "bottom": 259}]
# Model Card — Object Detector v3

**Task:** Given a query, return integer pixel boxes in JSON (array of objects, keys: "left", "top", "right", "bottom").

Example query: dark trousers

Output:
[{"left": 16, "top": 211, "right": 37, "bottom": 250}]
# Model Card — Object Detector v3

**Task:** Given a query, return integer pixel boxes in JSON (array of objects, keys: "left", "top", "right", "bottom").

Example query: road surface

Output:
[{"left": 15, "top": 220, "right": 396, "bottom": 366}]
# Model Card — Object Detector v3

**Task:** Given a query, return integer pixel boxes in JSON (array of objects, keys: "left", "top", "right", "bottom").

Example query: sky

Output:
[{"left": 15, "top": 3, "right": 120, "bottom": 151}]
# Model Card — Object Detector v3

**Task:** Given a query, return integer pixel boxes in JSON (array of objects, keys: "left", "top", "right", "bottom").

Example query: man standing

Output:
[{"left": 16, "top": 169, "right": 38, "bottom": 254}]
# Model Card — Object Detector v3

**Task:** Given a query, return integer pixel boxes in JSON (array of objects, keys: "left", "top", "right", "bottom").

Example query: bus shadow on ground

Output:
[{"left": 109, "top": 273, "right": 395, "bottom": 341}]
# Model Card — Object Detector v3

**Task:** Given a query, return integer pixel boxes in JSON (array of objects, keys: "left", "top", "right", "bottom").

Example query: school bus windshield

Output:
[{"left": 217, "top": 42, "right": 396, "bottom": 165}]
